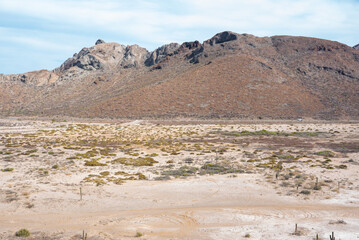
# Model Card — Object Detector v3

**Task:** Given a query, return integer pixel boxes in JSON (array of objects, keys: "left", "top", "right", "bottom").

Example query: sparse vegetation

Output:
[{"left": 0, "top": 120, "right": 357, "bottom": 238}]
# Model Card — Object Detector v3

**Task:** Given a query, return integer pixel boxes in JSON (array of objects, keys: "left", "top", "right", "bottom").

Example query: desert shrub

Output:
[
  {"left": 300, "top": 190, "right": 311, "bottom": 195},
  {"left": 337, "top": 164, "right": 347, "bottom": 169},
  {"left": 217, "top": 130, "right": 319, "bottom": 137},
  {"left": 291, "top": 132, "right": 319, "bottom": 137},
  {"left": 15, "top": 228, "right": 30, "bottom": 237},
  {"left": 1, "top": 168, "right": 14, "bottom": 172},
  {"left": 276, "top": 154, "right": 295, "bottom": 160},
  {"left": 220, "top": 129, "right": 279, "bottom": 136},
  {"left": 200, "top": 163, "right": 241, "bottom": 175},
  {"left": 83, "top": 176, "right": 107, "bottom": 185},
  {"left": 112, "top": 157, "right": 158, "bottom": 166},
  {"left": 99, "top": 148, "right": 116, "bottom": 156},
  {"left": 84, "top": 159, "right": 107, "bottom": 166},
  {"left": 99, "top": 171, "right": 110, "bottom": 176},
  {"left": 75, "top": 149, "right": 99, "bottom": 159},
  {"left": 136, "top": 173, "right": 147, "bottom": 180},
  {"left": 115, "top": 171, "right": 131, "bottom": 176},
  {"left": 315, "top": 150, "right": 335, "bottom": 157},
  {"left": 154, "top": 176, "right": 171, "bottom": 181},
  {"left": 162, "top": 166, "right": 198, "bottom": 177}
]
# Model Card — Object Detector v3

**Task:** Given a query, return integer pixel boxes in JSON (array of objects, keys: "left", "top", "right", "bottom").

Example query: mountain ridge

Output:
[{"left": 1, "top": 31, "right": 358, "bottom": 119}]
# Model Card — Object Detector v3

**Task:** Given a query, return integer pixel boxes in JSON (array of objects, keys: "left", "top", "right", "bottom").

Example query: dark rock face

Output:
[
  {"left": 55, "top": 47, "right": 102, "bottom": 71},
  {"left": 145, "top": 43, "right": 180, "bottom": 66},
  {"left": 179, "top": 41, "right": 202, "bottom": 51},
  {"left": 204, "top": 31, "right": 238, "bottom": 45},
  {"left": 20, "top": 75, "right": 27, "bottom": 83},
  {"left": 95, "top": 39, "right": 105, "bottom": 45},
  {"left": 74, "top": 54, "right": 102, "bottom": 70},
  {"left": 354, "top": 44, "right": 359, "bottom": 50}
]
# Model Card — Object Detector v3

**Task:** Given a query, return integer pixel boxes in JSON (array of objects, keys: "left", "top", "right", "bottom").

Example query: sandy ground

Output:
[{"left": 0, "top": 119, "right": 358, "bottom": 239}]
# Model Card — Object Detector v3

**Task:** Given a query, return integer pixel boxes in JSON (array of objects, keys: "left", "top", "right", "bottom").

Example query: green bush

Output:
[{"left": 15, "top": 228, "right": 30, "bottom": 237}]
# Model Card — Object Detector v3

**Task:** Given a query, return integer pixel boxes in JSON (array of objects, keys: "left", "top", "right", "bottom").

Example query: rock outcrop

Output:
[
  {"left": 0, "top": 70, "right": 59, "bottom": 86},
  {"left": 55, "top": 42, "right": 149, "bottom": 73},
  {"left": 204, "top": 31, "right": 238, "bottom": 45},
  {"left": 354, "top": 44, "right": 359, "bottom": 50},
  {"left": 145, "top": 43, "right": 180, "bottom": 66}
]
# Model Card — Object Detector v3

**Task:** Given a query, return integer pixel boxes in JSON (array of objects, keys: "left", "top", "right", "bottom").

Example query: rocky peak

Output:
[
  {"left": 55, "top": 42, "right": 149, "bottom": 73},
  {"left": 354, "top": 44, "right": 359, "bottom": 50},
  {"left": 95, "top": 39, "right": 105, "bottom": 45}
]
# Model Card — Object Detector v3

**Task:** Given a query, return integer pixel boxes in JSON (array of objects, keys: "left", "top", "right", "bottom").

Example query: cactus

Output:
[
  {"left": 82, "top": 230, "right": 87, "bottom": 240},
  {"left": 329, "top": 232, "right": 335, "bottom": 240}
]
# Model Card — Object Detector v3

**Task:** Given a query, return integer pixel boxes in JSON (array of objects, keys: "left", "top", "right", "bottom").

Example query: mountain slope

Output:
[{"left": 1, "top": 31, "right": 359, "bottom": 119}]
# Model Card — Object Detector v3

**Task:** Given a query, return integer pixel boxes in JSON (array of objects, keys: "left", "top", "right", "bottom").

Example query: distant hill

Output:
[{"left": 1, "top": 31, "right": 358, "bottom": 120}]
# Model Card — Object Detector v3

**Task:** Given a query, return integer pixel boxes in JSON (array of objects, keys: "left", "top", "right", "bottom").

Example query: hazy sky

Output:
[{"left": 0, "top": 0, "right": 358, "bottom": 74}]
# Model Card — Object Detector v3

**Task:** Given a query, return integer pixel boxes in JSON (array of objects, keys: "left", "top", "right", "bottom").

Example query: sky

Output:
[{"left": 0, "top": 0, "right": 358, "bottom": 74}]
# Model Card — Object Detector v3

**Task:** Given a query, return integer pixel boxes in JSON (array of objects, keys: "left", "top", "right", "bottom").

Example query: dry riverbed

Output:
[{"left": 0, "top": 119, "right": 358, "bottom": 239}]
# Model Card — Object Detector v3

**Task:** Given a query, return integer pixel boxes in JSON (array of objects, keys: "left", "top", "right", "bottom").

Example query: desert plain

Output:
[{"left": 0, "top": 118, "right": 358, "bottom": 239}]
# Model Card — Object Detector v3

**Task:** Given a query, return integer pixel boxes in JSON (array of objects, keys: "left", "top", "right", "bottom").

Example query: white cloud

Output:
[{"left": 1, "top": 0, "right": 358, "bottom": 43}]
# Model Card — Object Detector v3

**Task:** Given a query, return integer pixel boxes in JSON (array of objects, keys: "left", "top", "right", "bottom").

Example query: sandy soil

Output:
[{"left": 0, "top": 119, "right": 358, "bottom": 239}]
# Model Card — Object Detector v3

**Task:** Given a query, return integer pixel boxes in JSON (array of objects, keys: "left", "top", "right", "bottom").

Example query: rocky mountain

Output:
[
  {"left": 1, "top": 31, "right": 359, "bottom": 119},
  {"left": 354, "top": 44, "right": 359, "bottom": 50}
]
